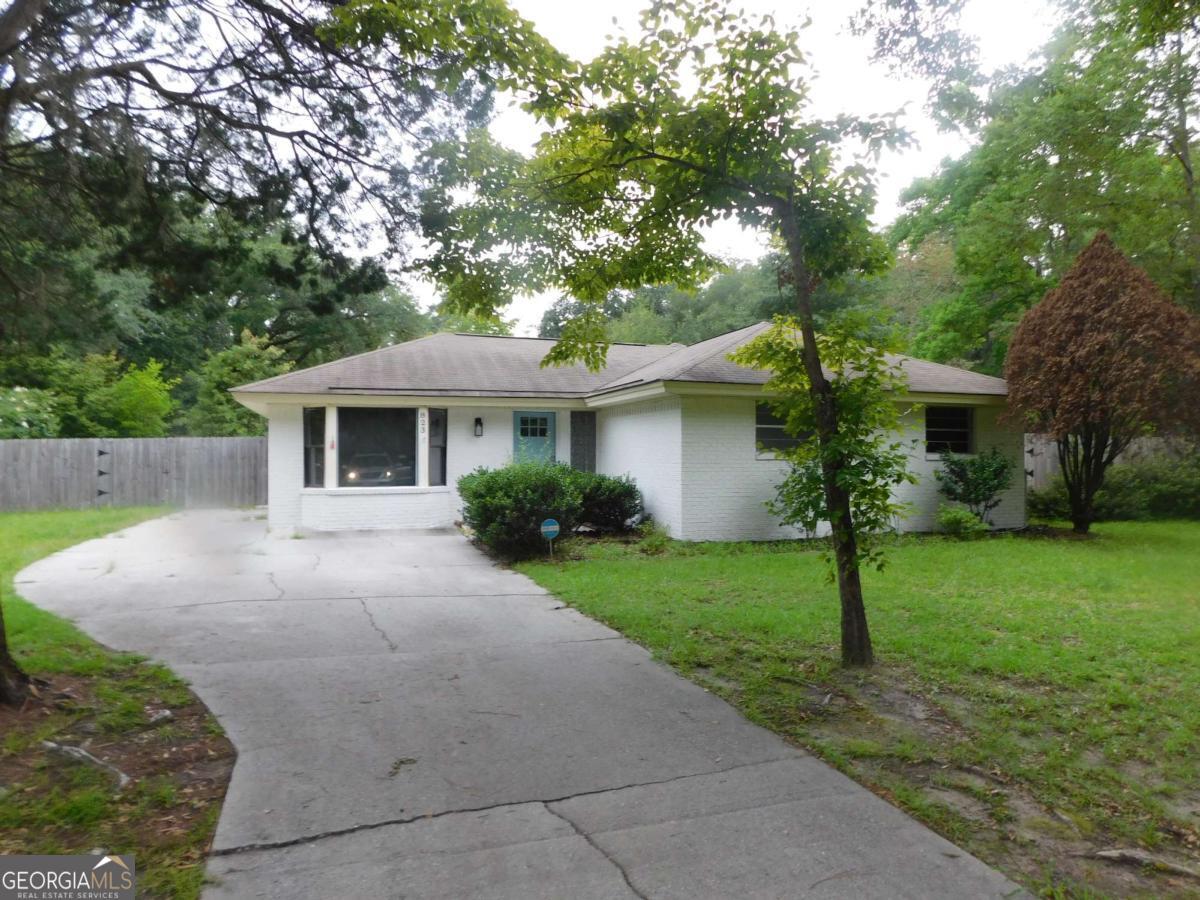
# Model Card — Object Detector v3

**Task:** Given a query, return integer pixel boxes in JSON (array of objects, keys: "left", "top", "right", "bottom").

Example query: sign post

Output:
[{"left": 540, "top": 518, "right": 560, "bottom": 557}]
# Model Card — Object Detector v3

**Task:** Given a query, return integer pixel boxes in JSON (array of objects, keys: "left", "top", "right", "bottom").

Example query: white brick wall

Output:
[
  {"left": 893, "top": 404, "right": 1027, "bottom": 531},
  {"left": 444, "top": 406, "right": 572, "bottom": 521},
  {"left": 299, "top": 488, "right": 454, "bottom": 530},
  {"left": 679, "top": 396, "right": 803, "bottom": 542},
  {"left": 265, "top": 394, "right": 1025, "bottom": 538},
  {"left": 674, "top": 396, "right": 1025, "bottom": 541},
  {"left": 266, "top": 403, "right": 304, "bottom": 532},
  {"left": 596, "top": 397, "right": 683, "bottom": 536}
]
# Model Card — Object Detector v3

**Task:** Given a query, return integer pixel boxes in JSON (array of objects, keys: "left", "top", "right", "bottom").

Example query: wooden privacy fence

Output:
[{"left": 0, "top": 437, "right": 267, "bottom": 510}]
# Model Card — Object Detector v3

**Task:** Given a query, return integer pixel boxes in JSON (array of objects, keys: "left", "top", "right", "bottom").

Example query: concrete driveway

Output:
[{"left": 17, "top": 510, "right": 1022, "bottom": 898}]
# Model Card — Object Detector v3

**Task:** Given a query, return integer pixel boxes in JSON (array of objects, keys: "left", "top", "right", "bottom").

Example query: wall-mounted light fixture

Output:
[{"left": 474, "top": 417, "right": 484, "bottom": 437}]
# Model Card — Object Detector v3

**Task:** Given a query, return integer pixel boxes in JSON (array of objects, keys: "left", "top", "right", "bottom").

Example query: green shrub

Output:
[
  {"left": 937, "top": 503, "right": 990, "bottom": 539},
  {"left": 1029, "top": 453, "right": 1200, "bottom": 521},
  {"left": 573, "top": 471, "right": 643, "bottom": 531},
  {"left": 458, "top": 462, "right": 583, "bottom": 559},
  {"left": 934, "top": 448, "right": 1014, "bottom": 524},
  {"left": 0, "top": 387, "right": 60, "bottom": 438}
]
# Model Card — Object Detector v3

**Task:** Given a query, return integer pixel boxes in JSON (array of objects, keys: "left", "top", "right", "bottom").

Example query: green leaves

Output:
[
  {"left": 731, "top": 316, "right": 916, "bottom": 572},
  {"left": 187, "top": 332, "right": 291, "bottom": 437},
  {"left": 406, "top": 0, "right": 902, "bottom": 369},
  {"left": 934, "top": 448, "right": 1015, "bottom": 524},
  {"left": 892, "top": 12, "right": 1200, "bottom": 372}
]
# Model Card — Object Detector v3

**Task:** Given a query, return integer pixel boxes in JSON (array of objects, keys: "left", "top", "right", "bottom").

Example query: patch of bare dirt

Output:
[
  {"left": 792, "top": 667, "right": 1200, "bottom": 898},
  {"left": 0, "top": 669, "right": 235, "bottom": 864}
]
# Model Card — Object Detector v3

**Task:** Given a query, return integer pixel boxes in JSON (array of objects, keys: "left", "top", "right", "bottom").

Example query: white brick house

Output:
[{"left": 232, "top": 323, "right": 1025, "bottom": 539}]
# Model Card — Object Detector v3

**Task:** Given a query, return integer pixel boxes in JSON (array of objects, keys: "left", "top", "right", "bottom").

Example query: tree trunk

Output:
[
  {"left": 1057, "top": 425, "right": 1125, "bottom": 536},
  {"left": 1169, "top": 34, "right": 1200, "bottom": 310},
  {"left": 0, "top": 596, "right": 30, "bottom": 706},
  {"left": 780, "top": 207, "right": 873, "bottom": 667}
]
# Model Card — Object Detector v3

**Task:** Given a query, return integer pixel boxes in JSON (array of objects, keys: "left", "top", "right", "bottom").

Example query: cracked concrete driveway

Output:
[{"left": 17, "top": 510, "right": 1023, "bottom": 899}]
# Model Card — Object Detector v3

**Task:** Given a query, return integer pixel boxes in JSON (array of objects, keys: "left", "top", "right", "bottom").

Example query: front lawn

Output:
[
  {"left": 0, "top": 508, "right": 235, "bottom": 899},
  {"left": 519, "top": 521, "right": 1200, "bottom": 897}
]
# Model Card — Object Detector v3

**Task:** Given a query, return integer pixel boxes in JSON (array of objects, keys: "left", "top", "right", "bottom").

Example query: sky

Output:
[{"left": 407, "top": 0, "right": 1059, "bottom": 335}]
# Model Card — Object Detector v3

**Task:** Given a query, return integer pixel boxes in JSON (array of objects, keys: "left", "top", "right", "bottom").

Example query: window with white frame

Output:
[
  {"left": 517, "top": 414, "right": 550, "bottom": 438},
  {"left": 755, "top": 402, "right": 809, "bottom": 455}
]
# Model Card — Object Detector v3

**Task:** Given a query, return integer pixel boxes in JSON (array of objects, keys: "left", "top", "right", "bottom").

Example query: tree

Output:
[
  {"left": 607, "top": 301, "right": 674, "bottom": 345},
  {"left": 934, "top": 448, "right": 1014, "bottom": 523},
  {"left": 851, "top": 0, "right": 985, "bottom": 129},
  {"left": 428, "top": 307, "right": 515, "bottom": 335},
  {"left": 3, "top": 352, "right": 178, "bottom": 437},
  {"left": 86, "top": 360, "right": 177, "bottom": 437},
  {"left": 384, "top": 0, "right": 903, "bottom": 664},
  {"left": 187, "top": 332, "right": 291, "bottom": 436},
  {"left": 0, "top": 593, "right": 30, "bottom": 705},
  {"left": 539, "top": 294, "right": 635, "bottom": 339},
  {"left": 891, "top": 29, "right": 1188, "bottom": 372},
  {"left": 732, "top": 318, "right": 916, "bottom": 582},
  {"left": 1005, "top": 233, "right": 1200, "bottom": 533},
  {"left": 878, "top": 0, "right": 1200, "bottom": 373},
  {"left": 0, "top": 0, "right": 563, "bottom": 295}
]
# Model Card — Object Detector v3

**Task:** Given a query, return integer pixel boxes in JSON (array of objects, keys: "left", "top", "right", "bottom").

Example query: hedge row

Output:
[{"left": 1029, "top": 454, "right": 1200, "bottom": 521}]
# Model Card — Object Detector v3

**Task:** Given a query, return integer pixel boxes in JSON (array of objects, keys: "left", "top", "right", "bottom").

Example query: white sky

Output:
[{"left": 407, "top": 0, "right": 1058, "bottom": 334}]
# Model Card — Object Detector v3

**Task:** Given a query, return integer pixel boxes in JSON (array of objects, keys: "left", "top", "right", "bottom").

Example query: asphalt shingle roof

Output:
[{"left": 233, "top": 324, "right": 1007, "bottom": 398}]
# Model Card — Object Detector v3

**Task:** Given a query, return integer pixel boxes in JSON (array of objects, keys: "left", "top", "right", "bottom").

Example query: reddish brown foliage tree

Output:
[{"left": 1006, "top": 232, "right": 1200, "bottom": 533}]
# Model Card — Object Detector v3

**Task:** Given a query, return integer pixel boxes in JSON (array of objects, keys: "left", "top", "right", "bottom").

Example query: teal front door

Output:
[{"left": 513, "top": 411, "right": 556, "bottom": 462}]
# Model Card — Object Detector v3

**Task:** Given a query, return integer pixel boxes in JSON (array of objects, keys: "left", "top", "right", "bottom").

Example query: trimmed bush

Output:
[
  {"left": 1029, "top": 454, "right": 1200, "bottom": 522},
  {"left": 937, "top": 503, "right": 990, "bottom": 539},
  {"left": 574, "top": 471, "right": 643, "bottom": 531},
  {"left": 458, "top": 462, "right": 583, "bottom": 559}
]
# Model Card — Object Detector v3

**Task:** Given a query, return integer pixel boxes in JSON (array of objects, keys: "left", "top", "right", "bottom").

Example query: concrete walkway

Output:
[{"left": 17, "top": 510, "right": 1023, "bottom": 898}]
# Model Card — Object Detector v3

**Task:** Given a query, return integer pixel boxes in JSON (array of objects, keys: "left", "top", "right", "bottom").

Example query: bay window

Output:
[{"left": 302, "top": 406, "right": 449, "bottom": 488}]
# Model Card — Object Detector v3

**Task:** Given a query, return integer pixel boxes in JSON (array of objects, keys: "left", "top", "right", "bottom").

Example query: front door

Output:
[{"left": 513, "top": 411, "right": 556, "bottom": 462}]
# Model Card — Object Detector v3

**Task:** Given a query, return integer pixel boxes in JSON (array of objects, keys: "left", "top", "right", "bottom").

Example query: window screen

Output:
[
  {"left": 429, "top": 408, "right": 447, "bottom": 487},
  {"left": 337, "top": 408, "right": 416, "bottom": 487},
  {"left": 755, "top": 402, "right": 809, "bottom": 454},
  {"left": 303, "top": 408, "right": 325, "bottom": 488},
  {"left": 925, "top": 406, "right": 973, "bottom": 454}
]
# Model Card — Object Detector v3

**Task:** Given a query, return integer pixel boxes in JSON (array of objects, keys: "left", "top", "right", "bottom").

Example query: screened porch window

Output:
[
  {"left": 755, "top": 402, "right": 809, "bottom": 455},
  {"left": 925, "top": 406, "right": 973, "bottom": 454},
  {"left": 303, "top": 408, "right": 325, "bottom": 488},
  {"left": 338, "top": 408, "right": 416, "bottom": 487}
]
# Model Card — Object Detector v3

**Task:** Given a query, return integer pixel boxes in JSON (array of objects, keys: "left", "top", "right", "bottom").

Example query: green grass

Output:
[
  {"left": 1, "top": 507, "right": 167, "bottom": 676},
  {"left": 0, "top": 507, "right": 232, "bottom": 899},
  {"left": 519, "top": 522, "right": 1200, "bottom": 894}
]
